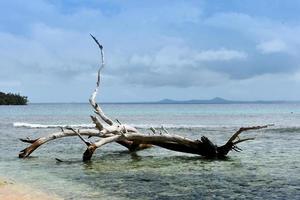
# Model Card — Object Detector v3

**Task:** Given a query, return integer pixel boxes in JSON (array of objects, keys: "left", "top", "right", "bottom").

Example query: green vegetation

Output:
[{"left": 0, "top": 92, "right": 28, "bottom": 105}]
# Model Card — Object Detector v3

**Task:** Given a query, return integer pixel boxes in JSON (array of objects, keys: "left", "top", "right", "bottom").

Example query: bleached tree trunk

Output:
[{"left": 19, "top": 35, "right": 272, "bottom": 161}]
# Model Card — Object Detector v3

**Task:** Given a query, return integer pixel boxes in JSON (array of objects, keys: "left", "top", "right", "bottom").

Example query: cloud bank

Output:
[{"left": 1, "top": 0, "right": 300, "bottom": 102}]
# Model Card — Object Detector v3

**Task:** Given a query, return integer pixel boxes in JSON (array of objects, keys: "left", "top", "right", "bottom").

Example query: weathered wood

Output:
[
  {"left": 19, "top": 35, "right": 272, "bottom": 161},
  {"left": 19, "top": 129, "right": 100, "bottom": 158}
]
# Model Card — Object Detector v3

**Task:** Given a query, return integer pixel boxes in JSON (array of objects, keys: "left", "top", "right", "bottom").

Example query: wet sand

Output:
[{"left": 0, "top": 178, "right": 62, "bottom": 200}]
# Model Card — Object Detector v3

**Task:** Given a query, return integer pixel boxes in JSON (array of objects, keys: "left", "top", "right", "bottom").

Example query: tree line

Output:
[{"left": 0, "top": 92, "right": 28, "bottom": 105}]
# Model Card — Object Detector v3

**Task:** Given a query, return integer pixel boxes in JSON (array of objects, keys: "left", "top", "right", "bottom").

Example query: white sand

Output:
[{"left": 0, "top": 178, "right": 62, "bottom": 200}]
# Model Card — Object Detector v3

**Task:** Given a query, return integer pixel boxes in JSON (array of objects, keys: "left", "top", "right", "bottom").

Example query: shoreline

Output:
[{"left": 0, "top": 177, "right": 62, "bottom": 200}]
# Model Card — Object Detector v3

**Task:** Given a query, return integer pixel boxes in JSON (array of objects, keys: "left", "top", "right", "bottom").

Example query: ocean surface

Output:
[{"left": 0, "top": 103, "right": 299, "bottom": 199}]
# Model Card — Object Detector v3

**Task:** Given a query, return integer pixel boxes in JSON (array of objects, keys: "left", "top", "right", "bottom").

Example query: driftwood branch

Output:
[
  {"left": 66, "top": 127, "right": 91, "bottom": 146},
  {"left": 19, "top": 35, "right": 272, "bottom": 161},
  {"left": 19, "top": 129, "right": 101, "bottom": 158},
  {"left": 89, "top": 34, "right": 114, "bottom": 126}
]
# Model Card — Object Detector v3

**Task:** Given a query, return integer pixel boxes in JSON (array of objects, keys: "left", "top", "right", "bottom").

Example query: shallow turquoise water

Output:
[{"left": 0, "top": 103, "right": 299, "bottom": 199}]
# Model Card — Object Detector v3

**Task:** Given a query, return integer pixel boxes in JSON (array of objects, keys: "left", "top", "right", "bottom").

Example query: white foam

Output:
[
  {"left": 14, "top": 122, "right": 273, "bottom": 129},
  {"left": 13, "top": 122, "right": 94, "bottom": 129},
  {"left": 13, "top": 122, "right": 217, "bottom": 129}
]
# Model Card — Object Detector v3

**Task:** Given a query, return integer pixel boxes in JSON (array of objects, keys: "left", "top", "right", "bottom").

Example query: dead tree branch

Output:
[{"left": 19, "top": 35, "right": 272, "bottom": 161}]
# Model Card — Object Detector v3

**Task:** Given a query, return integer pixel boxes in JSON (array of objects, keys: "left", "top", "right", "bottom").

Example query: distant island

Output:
[
  {"left": 155, "top": 97, "right": 292, "bottom": 104},
  {"left": 101, "top": 97, "right": 297, "bottom": 104},
  {"left": 0, "top": 92, "right": 28, "bottom": 105}
]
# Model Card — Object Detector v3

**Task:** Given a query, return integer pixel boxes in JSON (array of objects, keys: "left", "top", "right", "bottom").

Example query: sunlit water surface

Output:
[{"left": 0, "top": 103, "right": 299, "bottom": 199}]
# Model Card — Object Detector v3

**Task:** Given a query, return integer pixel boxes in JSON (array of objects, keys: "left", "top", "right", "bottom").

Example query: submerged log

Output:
[{"left": 19, "top": 35, "right": 272, "bottom": 161}]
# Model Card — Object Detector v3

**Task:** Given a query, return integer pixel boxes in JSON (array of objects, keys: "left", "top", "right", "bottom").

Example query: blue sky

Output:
[{"left": 1, "top": 0, "right": 300, "bottom": 102}]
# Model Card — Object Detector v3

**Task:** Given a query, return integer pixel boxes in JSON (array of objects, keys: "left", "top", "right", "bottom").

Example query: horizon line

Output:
[{"left": 27, "top": 98, "right": 300, "bottom": 104}]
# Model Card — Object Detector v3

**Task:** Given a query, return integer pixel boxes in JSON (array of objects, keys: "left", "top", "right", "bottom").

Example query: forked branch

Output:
[
  {"left": 19, "top": 35, "right": 272, "bottom": 161},
  {"left": 89, "top": 34, "right": 114, "bottom": 126}
]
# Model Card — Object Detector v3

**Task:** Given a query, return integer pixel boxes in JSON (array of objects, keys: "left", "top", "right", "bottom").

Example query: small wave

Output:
[
  {"left": 13, "top": 122, "right": 95, "bottom": 129},
  {"left": 13, "top": 122, "right": 240, "bottom": 129}
]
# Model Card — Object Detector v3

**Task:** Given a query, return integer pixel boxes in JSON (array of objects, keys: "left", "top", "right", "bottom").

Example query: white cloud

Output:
[
  {"left": 1, "top": 1, "right": 300, "bottom": 101},
  {"left": 204, "top": 12, "right": 300, "bottom": 56},
  {"left": 257, "top": 39, "right": 287, "bottom": 54},
  {"left": 291, "top": 71, "right": 300, "bottom": 82},
  {"left": 129, "top": 46, "right": 247, "bottom": 67},
  {"left": 195, "top": 49, "right": 247, "bottom": 61},
  {"left": 0, "top": 25, "right": 97, "bottom": 77},
  {"left": 130, "top": 54, "right": 153, "bottom": 66},
  {"left": 117, "top": 45, "right": 247, "bottom": 87}
]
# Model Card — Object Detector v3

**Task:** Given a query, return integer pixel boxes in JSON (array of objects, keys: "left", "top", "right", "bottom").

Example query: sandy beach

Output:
[{"left": 0, "top": 178, "right": 62, "bottom": 200}]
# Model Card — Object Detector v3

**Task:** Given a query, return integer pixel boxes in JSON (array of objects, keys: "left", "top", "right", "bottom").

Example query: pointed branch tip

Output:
[{"left": 90, "top": 34, "right": 103, "bottom": 49}]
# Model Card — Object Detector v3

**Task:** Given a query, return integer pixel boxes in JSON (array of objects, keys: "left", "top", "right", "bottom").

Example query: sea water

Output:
[{"left": 0, "top": 103, "right": 299, "bottom": 199}]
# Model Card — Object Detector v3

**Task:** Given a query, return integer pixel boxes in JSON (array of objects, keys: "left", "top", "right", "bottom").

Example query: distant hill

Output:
[
  {"left": 156, "top": 97, "right": 289, "bottom": 104},
  {"left": 0, "top": 92, "right": 28, "bottom": 105}
]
